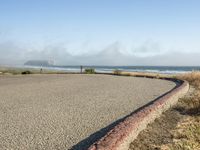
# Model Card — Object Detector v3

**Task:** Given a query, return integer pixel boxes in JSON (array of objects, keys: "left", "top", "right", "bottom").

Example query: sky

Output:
[{"left": 0, "top": 0, "right": 200, "bottom": 66}]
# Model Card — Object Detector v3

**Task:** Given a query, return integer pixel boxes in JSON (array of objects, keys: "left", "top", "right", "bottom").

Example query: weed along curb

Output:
[{"left": 88, "top": 74, "right": 189, "bottom": 150}]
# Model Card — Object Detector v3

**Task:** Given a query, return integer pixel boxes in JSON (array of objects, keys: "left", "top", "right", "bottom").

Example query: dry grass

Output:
[
  {"left": 178, "top": 72, "right": 200, "bottom": 115},
  {"left": 161, "top": 72, "right": 200, "bottom": 150},
  {"left": 161, "top": 116, "right": 200, "bottom": 150},
  {"left": 179, "top": 71, "right": 200, "bottom": 89},
  {"left": 122, "top": 71, "right": 171, "bottom": 78}
]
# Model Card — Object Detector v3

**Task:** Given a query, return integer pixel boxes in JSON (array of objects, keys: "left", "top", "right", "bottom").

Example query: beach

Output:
[{"left": 0, "top": 74, "right": 176, "bottom": 150}]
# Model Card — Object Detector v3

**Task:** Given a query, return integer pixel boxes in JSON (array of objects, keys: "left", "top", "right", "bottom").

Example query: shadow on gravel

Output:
[
  {"left": 70, "top": 80, "right": 180, "bottom": 150},
  {"left": 70, "top": 117, "right": 125, "bottom": 150}
]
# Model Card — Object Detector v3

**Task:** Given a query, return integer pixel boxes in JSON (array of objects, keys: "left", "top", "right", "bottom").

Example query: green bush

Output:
[{"left": 84, "top": 68, "right": 95, "bottom": 74}]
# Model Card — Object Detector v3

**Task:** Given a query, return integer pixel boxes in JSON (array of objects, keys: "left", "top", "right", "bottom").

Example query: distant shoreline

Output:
[{"left": 1, "top": 65, "right": 200, "bottom": 75}]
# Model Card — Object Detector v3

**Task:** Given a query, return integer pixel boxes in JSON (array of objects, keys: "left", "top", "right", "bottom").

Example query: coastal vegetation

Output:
[
  {"left": 21, "top": 70, "right": 32, "bottom": 75},
  {"left": 113, "top": 69, "right": 122, "bottom": 75},
  {"left": 84, "top": 68, "right": 95, "bottom": 74},
  {"left": 165, "top": 72, "right": 200, "bottom": 150}
]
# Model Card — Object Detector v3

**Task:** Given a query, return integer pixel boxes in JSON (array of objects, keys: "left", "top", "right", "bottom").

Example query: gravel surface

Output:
[{"left": 0, "top": 74, "right": 176, "bottom": 150}]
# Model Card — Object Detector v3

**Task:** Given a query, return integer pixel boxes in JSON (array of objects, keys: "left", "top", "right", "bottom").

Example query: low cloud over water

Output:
[{"left": 0, "top": 40, "right": 199, "bottom": 66}]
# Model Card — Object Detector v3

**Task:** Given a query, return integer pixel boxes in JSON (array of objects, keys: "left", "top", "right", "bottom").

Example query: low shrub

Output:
[
  {"left": 156, "top": 74, "right": 160, "bottom": 79},
  {"left": 84, "top": 68, "right": 95, "bottom": 74},
  {"left": 113, "top": 69, "right": 122, "bottom": 75},
  {"left": 21, "top": 70, "right": 31, "bottom": 75},
  {"left": 179, "top": 71, "right": 200, "bottom": 89}
]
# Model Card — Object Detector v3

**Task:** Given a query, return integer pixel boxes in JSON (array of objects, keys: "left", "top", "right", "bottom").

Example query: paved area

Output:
[{"left": 0, "top": 74, "right": 176, "bottom": 150}]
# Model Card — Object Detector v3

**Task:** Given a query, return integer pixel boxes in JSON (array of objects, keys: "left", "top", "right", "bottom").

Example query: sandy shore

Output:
[{"left": 0, "top": 74, "right": 176, "bottom": 150}]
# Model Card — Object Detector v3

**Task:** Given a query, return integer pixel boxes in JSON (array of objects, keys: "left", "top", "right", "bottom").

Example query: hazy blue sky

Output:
[{"left": 0, "top": 0, "right": 200, "bottom": 65}]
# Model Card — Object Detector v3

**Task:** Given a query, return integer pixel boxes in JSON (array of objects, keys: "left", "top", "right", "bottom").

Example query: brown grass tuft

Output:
[{"left": 178, "top": 71, "right": 200, "bottom": 89}]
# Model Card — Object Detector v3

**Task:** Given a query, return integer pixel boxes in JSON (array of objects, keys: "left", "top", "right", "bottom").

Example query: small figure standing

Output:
[{"left": 40, "top": 68, "right": 43, "bottom": 74}]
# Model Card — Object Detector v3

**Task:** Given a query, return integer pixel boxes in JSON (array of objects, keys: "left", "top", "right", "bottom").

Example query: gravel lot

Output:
[{"left": 0, "top": 74, "right": 176, "bottom": 150}]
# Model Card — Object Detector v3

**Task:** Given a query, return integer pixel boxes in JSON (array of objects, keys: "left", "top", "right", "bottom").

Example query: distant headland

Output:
[{"left": 24, "top": 60, "right": 54, "bottom": 67}]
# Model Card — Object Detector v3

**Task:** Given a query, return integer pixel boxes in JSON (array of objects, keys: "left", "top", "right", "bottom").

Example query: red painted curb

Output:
[{"left": 88, "top": 77, "right": 189, "bottom": 150}]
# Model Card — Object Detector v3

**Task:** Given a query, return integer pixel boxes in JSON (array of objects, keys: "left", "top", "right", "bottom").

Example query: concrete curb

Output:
[{"left": 88, "top": 76, "right": 189, "bottom": 150}]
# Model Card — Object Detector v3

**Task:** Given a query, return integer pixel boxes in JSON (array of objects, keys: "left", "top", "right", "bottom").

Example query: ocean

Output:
[{"left": 23, "top": 65, "right": 200, "bottom": 74}]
